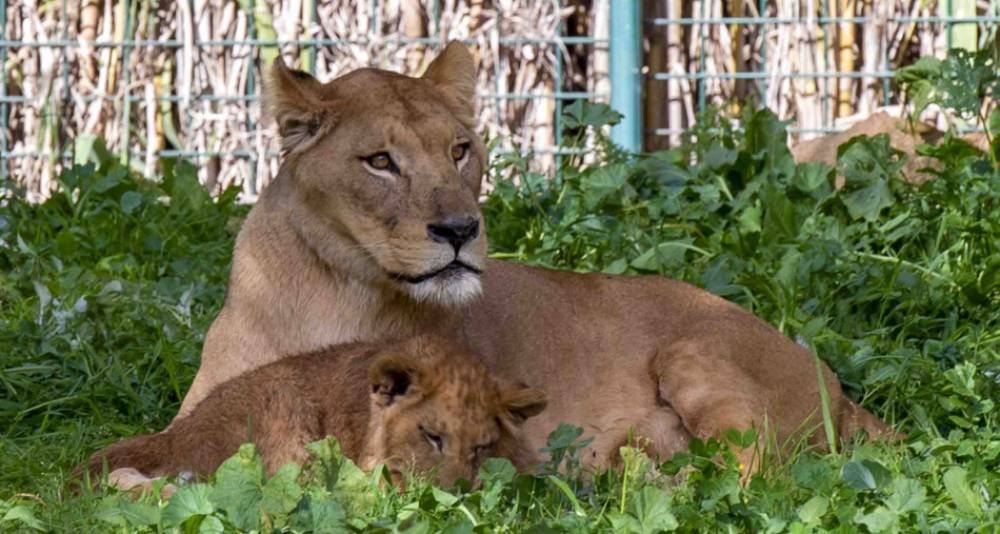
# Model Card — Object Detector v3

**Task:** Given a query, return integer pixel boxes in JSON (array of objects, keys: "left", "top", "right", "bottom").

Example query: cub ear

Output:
[
  {"left": 369, "top": 354, "right": 425, "bottom": 407},
  {"left": 265, "top": 56, "right": 335, "bottom": 154},
  {"left": 421, "top": 41, "right": 477, "bottom": 127},
  {"left": 500, "top": 383, "right": 548, "bottom": 424}
]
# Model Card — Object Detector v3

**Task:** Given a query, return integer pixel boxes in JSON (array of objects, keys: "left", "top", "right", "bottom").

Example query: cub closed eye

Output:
[
  {"left": 474, "top": 442, "right": 496, "bottom": 456},
  {"left": 420, "top": 425, "right": 444, "bottom": 452},
  {"left": 450, "top": 142, "right": 470, "bottom": 162},
  {"left": 362, "top": 152, "right": 399, "bottom": 174}
]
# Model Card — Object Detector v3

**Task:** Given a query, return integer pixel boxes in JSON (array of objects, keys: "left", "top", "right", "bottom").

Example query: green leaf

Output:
[
  {"left": 836, "top": 135, "right": 904, "bottom": 221},
  {"left": 630, "top": 239, "right": 694, "bottom": 272},
  {"left": 478, "top": 458, "right": 517, "bottom": 487},
  {"left": 942, "top": 466, "right": 983, "bottom": 517},
  {"left": 581, "top": 164, "right": 629, "bottom": 209},
  {"left": 855, "top": 506, "right": 896, "bottom": 532},
  {"left": 290, "top": 495, "right": 349, "bottom": 533},
  {"left": 793, "top": 162, "right": 832, "bottom": 195},
  {"left": 842, "top": 180, "right": 894, "bottom": 222},
  {"left": 703, "top": 145, "right": 737, "bottom": 169},
  {"left": 163, "top": 159, "right": 212, "bottom": 213},
  {"left": 198, "top": 515, "right": 225, "bottom": 534},
  {"left": 885, "top": 477, "right": 926, "bottom": 515},
  {"left": 602, "top": 257, "right": 629, "bottom": 275},
  {"left": 431, "top": 486, "right": 460, "bottom": 508},
  {"left": 120, "top": 191, "right": 143, "bottom": 215},
  {"left": 737, "top": 203, "right": 762, "bottom": 234},
  {"left": 797, "top": 495, "right": 828, "bottom": 524},
  {"left": 630, "top": 486, "right": 679, "bottom": 533},
  {"left": 842, "top": 460, "right": 891, "bottom": 490},
  {"left": 562, "top": 100, "right": 623, "bottom": 129},
  {"left": 546, "top": 476, "right": 586, "bottom": 517},
  {"left": 163, "top": 483, "right": 214, "bottom": 526},
  {"left": 91, "top": 167, "right": 127, "bottom": 194},
  {"left": 93, "top": 497, "right": 161, "bottom": 528},
  {"left": 262, "top": 462, "right": 304, "bottom": 518},
  {"left": 0, "top": 505, "right": 45, "bottom": 531},
  {"left": 211, "top": 444, "right": 265, "bottom": 531},
  {"left": 988, "top": 107, "right": 1000, "bottom": 162}
]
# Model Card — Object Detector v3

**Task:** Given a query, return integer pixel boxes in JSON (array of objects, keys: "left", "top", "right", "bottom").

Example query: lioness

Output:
[
  {"left": 85, "top": 336, "right": 546, "bottom": 493},
  {"left": 175, "top": 42, "right": 889, "bottom": 471}
]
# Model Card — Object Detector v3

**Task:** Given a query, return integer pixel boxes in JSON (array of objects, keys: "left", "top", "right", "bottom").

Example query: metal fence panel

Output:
[{"left": 0, "top": 0, "right": 610, "bottom": 199}]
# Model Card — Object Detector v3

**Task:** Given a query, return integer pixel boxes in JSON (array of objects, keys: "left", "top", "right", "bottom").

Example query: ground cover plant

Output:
[{"left": 1, "top": 50, "right": 998, "bottom": 532}]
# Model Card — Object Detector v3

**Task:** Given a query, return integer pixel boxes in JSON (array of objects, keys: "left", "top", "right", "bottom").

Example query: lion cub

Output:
[{"left": 84, "top": 336, "right": 546, "bottom": 492}]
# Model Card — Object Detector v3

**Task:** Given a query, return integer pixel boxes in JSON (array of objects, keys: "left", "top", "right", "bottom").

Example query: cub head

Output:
[
  {"left": 364, "top": 336, "right": 547, "bottom": 487},
  {"left": 265, "top": 42, "right": 487, "bottom": 305}
]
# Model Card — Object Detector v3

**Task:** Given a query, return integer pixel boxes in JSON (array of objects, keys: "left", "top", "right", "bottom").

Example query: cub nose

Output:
[{"left": 427, "top": 216, "right": 480, "bottom": 252}]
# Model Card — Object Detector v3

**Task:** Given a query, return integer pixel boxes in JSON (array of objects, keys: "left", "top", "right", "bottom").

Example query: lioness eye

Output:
[
  {"left": 363, "top": 152, "right": 397, "bottom": 173},
  {"left": 451, "top": 142, "right": 469, "bottom": 161},
  {"left": 420, "top": 426, "right": 443, "bottom": 453}
]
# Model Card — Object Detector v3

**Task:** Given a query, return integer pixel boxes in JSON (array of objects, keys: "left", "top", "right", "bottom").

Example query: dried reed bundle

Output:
[
  {"left": 2, "top": 0, "right": 605, "bottom": 199},
  {"left": 644, "top": 0, "right": 998, "bottom": 150}
]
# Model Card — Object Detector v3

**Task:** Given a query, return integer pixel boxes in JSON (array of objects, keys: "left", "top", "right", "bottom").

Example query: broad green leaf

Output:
[
  {"left": 842, "top": 460, "right": 890, "bottom": 490},
  {"left": 797, "top": 495, "right": 828, "bottom": 524},
  {"left": 842, "top": 180, "right": 894, "bottom": 222},
  {"left": 91, "top": 167, "right": 127, "bottom": 193},
  {"left": 630, "top": 239, "right": 694, "bottom": 272},
  {"left": 120, "top": 191, "right": 143, "bottom": 214},
  {"left": 546, "top": 476, "right": 586, "bottom": 517},
  {"left": 988, "top": 107, "right": 1000, "bottom": 162},
  {"left": 0, "top": 505, "right": 45, "bottom": 531},
  {"left": 855, "top": 506, "right": 895, "bottom": 532},
  {"left": 431, "top": 486, "right": 460, "bottom": 508},
  {"left": 162, "top": 483, "right": 214, "bottom": 526},
  {"left": 262, "top": 462, "right": 304, "bottom": 519},
  {"left": 793, "top": 161, "right": 832, "bottom": 195},
  {"left": 885, "top": 477, "right": 926, "bottom": 515},
  {"left": 211, "top": 444, "right": 265, "bottom": 531},
  {"left": 942, "top": 466, "right": 983, "bottom": 517},
  {"left": 562, "top": 100, "right": 622, "bottom": 129},
  {"left": 630, "top": 486, "right": 679, "bottom": 533},
  {"left": 93, "top": 497, "right": 161, "bottom": 528},
  {"left": 163, "top": 159, "right": 212, "bottom": 213},
  {"left": 836, "top": 135, "right": 903, "bottom": 221},
  {"left": 199, "top": 515, "right": 225, "bottom": 533},
  {"left": 581, "top": 164, "right": 629, "bottom": 209},
  {"left": 289, "top": 495, "right": 349, "bottom": 533},
  {"left": 478, "top": 458, "right": 517, "bottom": 487}
]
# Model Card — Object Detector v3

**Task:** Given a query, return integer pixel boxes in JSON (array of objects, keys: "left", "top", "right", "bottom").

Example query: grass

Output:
[{"left": 2, "top": 51, "right": 999, "bottom": 532}]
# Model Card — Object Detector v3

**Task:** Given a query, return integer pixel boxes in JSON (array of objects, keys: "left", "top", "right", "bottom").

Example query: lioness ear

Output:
[
  {"left": 422, "top": 41, "right": 477, "bottom": 127},
  {"left": 369, "top": 355, "right": 424, "bottom": 407},
  {"left": 500, "top": 383, "right": 548, "bottom": 424},
  {"left": 265, "top": 56, "right": 335, "bottom": 154}
]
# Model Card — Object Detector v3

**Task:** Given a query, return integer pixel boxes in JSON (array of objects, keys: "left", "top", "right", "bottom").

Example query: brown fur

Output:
[
  {"left": 174, "top": 42, "right": 892, "bottom": 474},
  {"left": 84, "top": 337, "right": 545, "bottom": 490}
]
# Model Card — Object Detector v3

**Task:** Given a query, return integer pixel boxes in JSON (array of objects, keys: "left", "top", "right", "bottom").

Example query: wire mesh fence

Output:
[
  {"left": 0, "top": 0, "right": 609, "bottom": 200},
  {"left": 643, "top": 0, "right": 999, "bottom": 150},
  {"left": 1, "top": 0, "right": 997, "bottom": 201}
]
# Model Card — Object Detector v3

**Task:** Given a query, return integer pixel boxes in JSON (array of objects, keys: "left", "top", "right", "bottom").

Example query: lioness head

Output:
[
  {"left": 265, "top": 42, "right": 487, "bottom": 305},
  {"left": 363, "top": 336, "right": 547, "bottom": 486}
]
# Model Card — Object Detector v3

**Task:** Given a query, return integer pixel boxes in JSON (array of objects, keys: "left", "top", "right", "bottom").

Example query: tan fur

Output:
[
  {"left": 83, "top": 337, "right": 545, "bottom": 489},
  {"left": 175, "top": 42, "right": 891, "bottom": 473}
]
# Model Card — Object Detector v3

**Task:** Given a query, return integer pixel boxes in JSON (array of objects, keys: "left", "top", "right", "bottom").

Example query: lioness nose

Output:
[{"left": 427, "top": 216, "right": 479, "bottom": 251}]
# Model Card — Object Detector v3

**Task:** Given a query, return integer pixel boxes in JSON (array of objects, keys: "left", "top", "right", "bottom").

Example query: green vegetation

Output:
[{"left": 2, "top": 50, "right": 998, "bottom": 532}]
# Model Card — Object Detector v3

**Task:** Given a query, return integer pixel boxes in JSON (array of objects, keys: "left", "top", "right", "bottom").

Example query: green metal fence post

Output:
[
  {"left": 609, "top": 0, "right": 642, "bottom": 153},
  {"left": 0, "top": 0, "right": 7, "bottom": 179}
]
